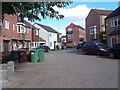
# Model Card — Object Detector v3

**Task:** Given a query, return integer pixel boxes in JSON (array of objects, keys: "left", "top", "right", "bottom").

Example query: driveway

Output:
[{"left": 7, "top": 48, "right": 118, "bottom": 88}]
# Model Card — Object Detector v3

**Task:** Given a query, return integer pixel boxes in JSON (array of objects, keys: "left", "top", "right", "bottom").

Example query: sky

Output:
[{"left": 27, "top": 1, "right": 119, "bottom": 36}]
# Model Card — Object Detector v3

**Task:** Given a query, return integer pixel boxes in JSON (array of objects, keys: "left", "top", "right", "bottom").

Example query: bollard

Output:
[
  {"left": 0, "top": 64, "right": 8, "bottom": 88},
  {"left": 7, "top": 61, "right": 14, "bottom": 81}
]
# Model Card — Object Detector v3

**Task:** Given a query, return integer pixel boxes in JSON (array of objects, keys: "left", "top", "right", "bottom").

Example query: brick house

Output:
[
  {"left": 0, "top": 14, "right": 34, "bottom": 52},
  {"left": 1, "top": 14, "right": 18, "bottom": 52},
  {"left": 105, "top": 6, "right": 120, "bottom": 47},
  {"left": 31, "top": 25, "right": 41, "bottom": 48},
  {"left": 66, "top": 23, "right": 85, "bottom": 47},
  {"left": 85, "top": 9, "right": 113, "bottom": 43}
]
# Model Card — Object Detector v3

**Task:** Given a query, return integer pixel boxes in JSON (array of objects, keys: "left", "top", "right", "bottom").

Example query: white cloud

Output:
[
  {"left": 53, "top": 4, "right": 92, "bottom": 28},
  {"left": 59, "top": 29, "right": 66, "bottom": 36}
]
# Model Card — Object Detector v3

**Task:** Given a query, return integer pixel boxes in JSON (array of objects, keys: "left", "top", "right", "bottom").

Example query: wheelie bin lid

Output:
[
  {"left": 38, "top": 49, "right": 44, "bottom": 51},
  {"left": 30, "top": 49, "right": 37, "bottom": 52}
]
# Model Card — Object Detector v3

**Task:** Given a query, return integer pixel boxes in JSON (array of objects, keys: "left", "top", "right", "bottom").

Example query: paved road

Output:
[{"left": 7, "top": 48, "right": 118, "bottom": 88}]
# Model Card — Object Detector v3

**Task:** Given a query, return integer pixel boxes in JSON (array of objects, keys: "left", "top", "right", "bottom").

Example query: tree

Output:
[{"left": 2, "top": 2, "right": 72, "bottom": 21}]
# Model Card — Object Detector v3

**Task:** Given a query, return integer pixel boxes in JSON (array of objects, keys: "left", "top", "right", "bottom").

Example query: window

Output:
[
  {"left": 18, "top": 25, "right": 21, "bottom": 33},
  {"left": 114, "top": 18, "right": 118, "bottom": 26},
  {"left": 118, "top": 17, "right": 120, "bottom": 26},
  {"left": 111, "top": 19, "right": 115, "bottom": 27},
  {"left": 35, "top": 30, "right": 38, "bottom": 35},
  {"left": 50, "top": 42, "right": 52, "bottom": 47},
  {"left": 67, "top": 34, "right": 72, "bottom": 39},
  {"left": 68, "top": 28, "right": 72, "bottom": 34},
  {"left": 50, "top": 33, "right": 52, "bottom": 37},
  {"left": 90, "top": 28, "right": 96, "bottom": 34},
  {"left": 111, "top": 17, "right": 120, "bottom": 27},
  {"left": 13, "top": 24, "right": 15, "bottom": 30},
  {"left": 17, "top": 25, "right": 25, "bottom": 34},
  {"left": 4, "top": 20, "right": 9, "bottom": 29}
]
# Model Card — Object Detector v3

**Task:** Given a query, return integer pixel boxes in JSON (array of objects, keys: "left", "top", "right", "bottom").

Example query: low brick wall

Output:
[{"left": 2, "top": 52, "right": 12, "bottom": 63}]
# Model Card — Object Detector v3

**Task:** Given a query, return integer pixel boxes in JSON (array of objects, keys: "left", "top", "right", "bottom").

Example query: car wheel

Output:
[
  {"left": 83, "top": 50, "right": 87, "bottom": 55},
  {"left": 96, "top": 51, "right": 100, "bottom": 56},
  {"left": 109, "top": 52, "right": 115, "bottom": 59}
]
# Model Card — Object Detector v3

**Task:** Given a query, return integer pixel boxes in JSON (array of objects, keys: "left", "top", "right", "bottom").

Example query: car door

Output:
[
  {"left": 86, "top": 43, "right": 94, "bottom": 54},
  {"left": 114, "top": 44, "right": 120, "bottom": 57},
  {"left": 89, "top": 43, "right": 97, "bottom": 54}
]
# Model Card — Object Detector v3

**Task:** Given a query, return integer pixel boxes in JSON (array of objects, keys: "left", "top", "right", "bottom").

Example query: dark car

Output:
[
  {"left": 83, "top": 43, "right": 108, "bottom": 56},
  {"left": 36, "top": 46, "right": 50, "bottom": 52},
  {"left": 77, "top": 44, "right": 82, "bottom": 50},
  {"left": 107, "top": 43, "right": 120, "bottom": 59},
  {"left": 77, "top": 42, "right": 86, "bottom": 50}
]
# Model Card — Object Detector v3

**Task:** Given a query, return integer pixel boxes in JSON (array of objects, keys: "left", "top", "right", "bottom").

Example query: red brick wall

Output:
[
  {"left": 32, "top": 29, "right": 39, "bottom": 42},
  {"left": 2, "top": 14, "right": 18, "bottom": 51},
  {"left": 86, "top": 10, "right": 109, "bottom": 43},
  {"left": 66, "top": 23, "right": 85, "bottom": 47},
  {"left": 105, "top": 15, "right": 120, "bottom": 46},
  {"left": 25, "top": 28, "right": 32, "bottom": 40},
  {"left": 86, "top": 10, "right": 100, "bottom": 43}
]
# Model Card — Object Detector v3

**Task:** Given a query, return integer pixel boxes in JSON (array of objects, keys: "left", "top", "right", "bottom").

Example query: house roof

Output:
[
  {"left": 40, "top": 37, "right": 46, "bottom": 42},
  {"left": 23, "top": 20, "right": 38, "bottom": 30},
  {"left": 61, "top": 36, "right": 66, "bottom": 38},
  {"left": 70, "top": 23, "right": 85, "bottom": 30},
  {"left": 105, "top": 6, "right": 120, "bottom": 19},
  {"left": 36, "top": 23, "right": 59, "bottom": 33},
  {"left": 93, "top": 9, "right": 113, "bottom": 15},
  {"left": 108, "top": 28, "right": 120, "bottom": 36}
]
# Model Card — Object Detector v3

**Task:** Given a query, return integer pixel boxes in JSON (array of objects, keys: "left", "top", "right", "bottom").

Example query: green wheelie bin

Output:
[
  {"left": 30, "top": 50, "right": 39, "bottom": 63},
  {"left": 37, "top": 49, "right": 45, "bottom": 62}
]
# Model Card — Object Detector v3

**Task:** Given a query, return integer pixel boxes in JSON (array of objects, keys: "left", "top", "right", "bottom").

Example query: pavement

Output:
[{"left": 6, "top": 48, "right": 118, "bottom": 88}]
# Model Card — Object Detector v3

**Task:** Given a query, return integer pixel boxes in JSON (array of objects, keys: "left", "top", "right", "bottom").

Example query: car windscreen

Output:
[{"left": 95, "top": 43, "right": 107, "bottom": 47}]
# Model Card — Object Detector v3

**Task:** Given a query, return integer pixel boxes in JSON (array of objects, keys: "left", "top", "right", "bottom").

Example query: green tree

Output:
[{"left": 2, "top": 2, "right": 72, "bottom": 21}]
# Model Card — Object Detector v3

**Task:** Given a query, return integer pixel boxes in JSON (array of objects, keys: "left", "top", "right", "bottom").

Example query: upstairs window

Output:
[
  {"left": 111, "top": 17, "right": 120, "bottom": 27},
  {"left": 35, "top": 30, "right": 38, "bottom": 35},
  {"left": 90, "top": 28, "right": 96, "bottom": 34},
  {"left": 50, "top": 33, "right": 52, "bottom": 37},
  {"left": 68, "top": 28, "right": 72, "bottom": 34},
  {"left": 13, "top": 24, "right": 15, "bottom": 30},
  {"left": 118, "top": 17, "right": 120, "bottom": 26},
  {"left": 4, "top": 20, "right": 9, "bottom": 29},
  {"left": 17, "top": 25, "right": 25, "bottom": 34},
  {"left": 67, "top": 34, "right": 72, "bottom": 39}
]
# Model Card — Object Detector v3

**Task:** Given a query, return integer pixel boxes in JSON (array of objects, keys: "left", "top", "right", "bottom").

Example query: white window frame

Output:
[
  {"left": 50, "top": 42, "right": 52, "bottom": 47},
  {"left": 13, "top": 24, "right": 15, "bottom": 30},
  {"left": 35, "top": 30, "right": 38, "bottom": 35},
  {"left": 67, "top": 34, "right": 72, "bottom": 39},
  {"left": 17, "top": 25, "right": 25, "bottom": 34},
  {"left": 111, "top": 17, "right": 120, "bottom": 27},
  {"left": 90, "top": 28, "right": 96, "bottom": 34},
  {"left": 4, "top": 19, "right": 9, "bottom": 29},
  {"left": 68, "top": 28, "right": 72, "bottom": 33},
  {"left": 50, "top": 33, "right": 52, "bottom": 37},
  {"left": 118, "top": 17, "right": 120, "bottom": 26}
]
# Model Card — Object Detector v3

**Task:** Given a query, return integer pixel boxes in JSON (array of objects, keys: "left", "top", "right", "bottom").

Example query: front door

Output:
[
  {"left": 3, "top": 40, "right": 9, "bottom": 52},
  {"left": 112, "top": 38, "right": 117, "bottom": 46}
]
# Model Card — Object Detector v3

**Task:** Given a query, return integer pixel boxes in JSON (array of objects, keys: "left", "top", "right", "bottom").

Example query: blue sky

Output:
[{"left": 28, "top": 2, "right": 119, "bottom": 35}]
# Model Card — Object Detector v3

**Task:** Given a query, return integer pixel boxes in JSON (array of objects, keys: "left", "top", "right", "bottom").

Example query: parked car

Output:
[
  {"left": 83, "top": 43, "right": 108, "bottom": 56},
  {"left": 107, "top": 43, "right": 120, "bottom": 59},
  {"left": 77, "top": 42, "right": 86, "bottom": 50},
  {"left": 36, "top": 46, "right": 50, "bottom": 52}
]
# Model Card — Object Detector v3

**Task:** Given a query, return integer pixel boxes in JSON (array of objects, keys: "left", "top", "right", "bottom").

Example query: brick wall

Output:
[
  {"left": 66, "top": 23, "right": 85, "bottom": 47},
  {"left": 105, "top": 15, "right": 120, "bottom": 46},
  {"left": 86, "top": 10, "right": 109, "bottom": 43},
  {"left": 2, "top": 14, "right": 18, "bottom": 51}
]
